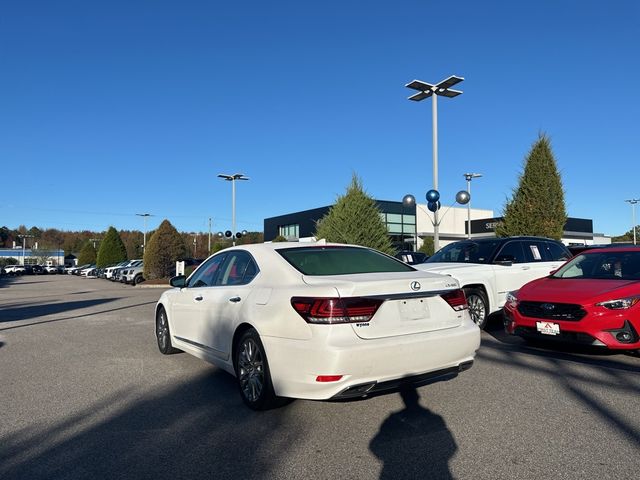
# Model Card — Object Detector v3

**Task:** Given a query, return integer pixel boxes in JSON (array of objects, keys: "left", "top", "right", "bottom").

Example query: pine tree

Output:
[
  {"left": 96, "top": 227, "right": 128, "bottom": 267},
  {"left": 315, "top": 174, "right": 395, "bottom": 255},
  {"left": 77, "top": 241, "right": 97, "bottom": 265},
  {"left": 496, "top": 134, "right": 567, "bottom": 240},
  {"left": 143, "top": 220, "right": 187, "bottom": 280}
]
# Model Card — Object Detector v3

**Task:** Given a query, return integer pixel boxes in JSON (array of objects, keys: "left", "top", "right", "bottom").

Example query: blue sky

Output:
[{"left": 1, "top": 1, "right": 638, "bottom": 237}]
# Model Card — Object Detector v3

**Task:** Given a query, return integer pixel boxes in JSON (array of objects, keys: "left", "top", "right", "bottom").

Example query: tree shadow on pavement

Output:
[
  {"left": 0, "top": 370, "right": 302, "bottom": 480},
  {"left": 0, "top": 298, "right": 120, "bottom": 324},
  {"left": 370, "top": 387, "right": 456, "bottom": 480}
]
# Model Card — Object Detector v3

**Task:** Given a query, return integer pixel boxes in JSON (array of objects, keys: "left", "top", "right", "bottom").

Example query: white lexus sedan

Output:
[{"left": 155, "top": 242, "right": 480, "bottom": 410}]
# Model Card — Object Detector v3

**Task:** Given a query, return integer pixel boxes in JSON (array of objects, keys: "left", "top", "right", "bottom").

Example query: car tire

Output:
[
  {"left": 234, "top": 328, "right": 279, "bottom": 410},
  {"left": 156, "top": 306, "right": 180, "bottom": 355},
  {"left": 464, "top": 287, "right": 489, "bottom": 329},
  {"left": 134, "top": 274, "right": 143, "bottom": 285}
]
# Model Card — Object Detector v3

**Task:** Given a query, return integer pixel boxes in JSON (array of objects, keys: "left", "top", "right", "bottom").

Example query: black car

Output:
[{"left": 395, "top": 251, "right": 429, "bottom": 265}]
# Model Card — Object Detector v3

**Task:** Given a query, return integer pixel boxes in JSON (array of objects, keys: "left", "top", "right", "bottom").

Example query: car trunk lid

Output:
[{"left": 302, "top": 271, "right": 464, "bottom": 339}]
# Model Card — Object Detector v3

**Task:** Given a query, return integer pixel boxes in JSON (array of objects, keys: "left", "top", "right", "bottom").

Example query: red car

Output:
[{"left": 504, "top": 246, "right": 640, "bottom": 351}]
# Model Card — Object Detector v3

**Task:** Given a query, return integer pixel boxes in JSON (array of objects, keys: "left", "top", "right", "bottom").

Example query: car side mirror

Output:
[
  {"left": 170, "top": 275, "right": 186, "bottom": 288},
  {"left": 494, "top": 254, "right": 514, "bottom": 266},
  {"left": 549, "top": 269, "right": 558, "bottom": 276}
]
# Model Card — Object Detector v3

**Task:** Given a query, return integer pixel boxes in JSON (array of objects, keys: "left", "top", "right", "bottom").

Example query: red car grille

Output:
[{"left": 517, "top": 301, "right": 587, "bottom": 321}]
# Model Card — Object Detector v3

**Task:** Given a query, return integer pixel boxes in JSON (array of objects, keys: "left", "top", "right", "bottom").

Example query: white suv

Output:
[
  {"left": 415, "top": 236, "right": 571, "bottom": 328},
  {"left": 4, "top": 265, "right": 26, "bottom": 275}
]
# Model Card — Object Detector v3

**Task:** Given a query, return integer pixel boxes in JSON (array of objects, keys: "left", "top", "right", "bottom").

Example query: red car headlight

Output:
[
  {"left": 505, "top": 291, "right": 519, "bottom": 309},
  {"left": 596, "top": 296, "right": 640, "bottom": 310}
]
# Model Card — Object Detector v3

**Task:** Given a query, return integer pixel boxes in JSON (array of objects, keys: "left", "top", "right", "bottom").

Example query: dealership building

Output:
[
  {"left": 264, "top": 201, "right": 609, "bottom": 249},
  {"left": 0, "top": 247, "right": 66, "bottom": 266}
]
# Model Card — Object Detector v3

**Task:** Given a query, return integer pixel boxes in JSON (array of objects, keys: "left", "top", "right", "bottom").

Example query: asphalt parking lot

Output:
[{"left": 1, "top": 274, "right": 639, "bottom": 480}]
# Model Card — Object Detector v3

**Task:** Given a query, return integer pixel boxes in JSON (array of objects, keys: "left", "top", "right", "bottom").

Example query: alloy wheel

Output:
[{"left": 238, "top": 338, "right": 265, "bottom": 403}]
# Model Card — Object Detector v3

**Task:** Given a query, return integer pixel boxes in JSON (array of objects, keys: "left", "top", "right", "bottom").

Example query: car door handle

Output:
[
  {"left": 194, "top": 295, "right": 203, "bottom": 301},
  {"left": 229, "top": 296, "right": 241, "bottom": 303},
  {"left": 521, "top": 266, "right": 531, "bottom": 270}
]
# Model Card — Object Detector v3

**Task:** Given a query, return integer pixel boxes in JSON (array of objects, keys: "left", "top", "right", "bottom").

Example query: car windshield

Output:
[
  {"left": 552, "top": 251, "right": 640, "bottom": 280},
  {"left": 426, "top": 240, "right": 502, "bottom": 264},
  {"left": 278, "top": 246, "right": 414, "bottom": 275}
]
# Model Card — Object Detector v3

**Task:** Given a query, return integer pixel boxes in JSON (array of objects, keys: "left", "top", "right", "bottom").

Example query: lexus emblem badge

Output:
[{"left": 410, "top": 281, "right": 421, "bottom": 291}]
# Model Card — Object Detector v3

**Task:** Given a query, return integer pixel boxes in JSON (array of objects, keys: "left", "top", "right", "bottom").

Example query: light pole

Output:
[
  {"left": 625, "top": 199, "right": 639, "bottom": 245},
  {"left": 136, "top": 213, "right": 152, "bottom": 255},
  {"left": 463, "top": 173, "right": 482, "bottom": 239},
  {"left": 406, "top": 75, "right": 464, "bottom": 251},
  {"left": 218, "top": 173, "right": 249, "bottom": 246},
  {"left": 17, "top": 234, "right": 34, "bottom": 266}
]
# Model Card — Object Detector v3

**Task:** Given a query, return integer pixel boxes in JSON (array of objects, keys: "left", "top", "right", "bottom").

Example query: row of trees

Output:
[{"left": 71, "top": 223, "right": 263, "bottom": 280}]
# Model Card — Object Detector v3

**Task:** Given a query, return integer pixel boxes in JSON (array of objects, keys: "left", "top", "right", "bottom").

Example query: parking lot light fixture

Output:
[
  {"left": 17, "top": 234, "right": 34, "bottom": 266},
  {"left": 406, "top": 75, "right": 464, "bottom": 251},
  {"left": 218, "top": 173, "right": 249, "bottom": 246},
  {"left": 136, "top": 213, "right": 153, "bottom": 255},
  {"left": 463, "top": 173, "right": 482, "bottom": 239},
  {"left": 624, "top": 199, "right": 639, "bottom": 245}
]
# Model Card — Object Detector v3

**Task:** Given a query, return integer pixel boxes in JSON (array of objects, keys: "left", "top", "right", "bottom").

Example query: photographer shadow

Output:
[{"left": 370, "top": 387, "right": 456, "bottom": 479}]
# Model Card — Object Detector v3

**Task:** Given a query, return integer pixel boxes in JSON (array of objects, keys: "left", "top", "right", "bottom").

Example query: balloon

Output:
[
  {"left": 456, "top": 190, "right": 470, "bottom": 205},
  {"left": 426, "top": 189, "right": 440, "bottom": 202},
  {"left": 402, "top": 194, "right": 416, "bottom": 207},
  {"left": 427, "top": 201, "right": 441, "bottom": 212}
]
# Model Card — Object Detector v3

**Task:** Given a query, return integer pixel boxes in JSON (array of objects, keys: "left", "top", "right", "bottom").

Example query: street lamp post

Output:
[
  {"left": 136, "top": 213, "right": 152, "bottom": 255},
  {"left": 406, "top": 75, "right": 464, "bottom": 251},
  {"left": 17, "top": 234, "right": 34, "bottom": 266},
  {"left": 463, "top": 173, "right": 482, "bottom": 239},
  {"left": 625, "top": 199, "right": 639, "bottom": 245},
  {"left": 218, "top": 173, "right": 249, "bottom": 246}
]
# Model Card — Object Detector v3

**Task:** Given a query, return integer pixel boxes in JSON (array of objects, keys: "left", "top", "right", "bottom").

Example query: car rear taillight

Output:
[
  {"left": 440, "top": 289, "right": 468, "bottom": 311},
  {"left": 291, "top": 297, "right": 383, "bottom": 324}
]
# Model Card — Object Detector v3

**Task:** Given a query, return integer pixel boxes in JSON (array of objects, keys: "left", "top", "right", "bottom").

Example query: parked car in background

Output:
[
  {"left": 44, "top": 265, "right": 59, "bottom": 274},
  {"left": 395, "top": 251, "right": 429, "bottom": 265},
  {"left": 5, "top": 265, "right": 26, "bottom": 275},
  {"left": 80, "top": 265, "right": 97, "bottom": 277},
  {"left": 504, "top": 246, "right": 640, "bottom": 351},
  {"left": 69, "top": 264, "right": 91, "bottom": 275},
  {"left": 105, "top": 261, "right": 131, "bottom": 280},
  {"left": 112, "top": 260, "right": 142, "bottom": 282},
  {"left": 415, "top": 237, "right": 572, "bottom": 329},
  {"left": 155, "top": 242, "right": 480, "bottom": 410},
  {"left": 122, "top": 263, "right": 144, "bottom": 285}
]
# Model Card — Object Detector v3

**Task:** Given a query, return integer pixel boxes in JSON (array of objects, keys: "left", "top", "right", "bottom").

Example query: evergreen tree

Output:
[
  {"left": 496, "top": 134, "right": 567, "bottom": 240},
  {"left": 96, "top": 227, "right": 128, "bottom": 267},
  {"left": 419, "top": 237, "right": 435, "bottom": 256},
  {"left": 143, "top": 219, "right": 187, "bottom": 280},
  {"left": 77, "top": 241, "right": 97, "bottom": 265},
  {"left": 315, "top": 174, "right": 395, "bottom": 255}
]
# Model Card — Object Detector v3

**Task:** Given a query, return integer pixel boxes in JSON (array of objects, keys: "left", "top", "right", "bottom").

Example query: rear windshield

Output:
[{"left": 278, "top": 246, "right": 415, "bottom": 275}]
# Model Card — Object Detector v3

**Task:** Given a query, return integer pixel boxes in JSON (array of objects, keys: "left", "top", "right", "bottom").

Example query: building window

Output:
[{"left": 279, "top": 224, "right": 299, "bottom": 239}]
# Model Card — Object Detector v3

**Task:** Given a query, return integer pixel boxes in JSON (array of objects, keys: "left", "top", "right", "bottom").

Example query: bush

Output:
[
  {"left": 143, "top": 220, "right": 187, "bottom": 280},
  {"left": 77, "top": 241, "right": 97, "bottom": 265}
]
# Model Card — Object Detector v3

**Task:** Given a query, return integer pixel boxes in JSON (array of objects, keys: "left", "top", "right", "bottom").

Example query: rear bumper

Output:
[
  {"left": 261, "top": 319, "right": 480, "bottom": 400},
  {"left": 332, "top": 361, "right": 473, "bottom": 399}
]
